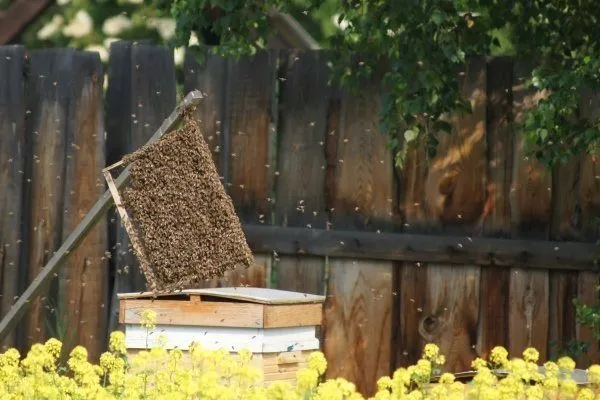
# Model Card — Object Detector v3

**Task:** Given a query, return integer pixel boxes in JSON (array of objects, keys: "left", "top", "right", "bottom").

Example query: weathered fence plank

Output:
[
  {"left": 221, "top": 51, "right": 278, "bottom": 288},
  {"left": 324, "top": 84, "right": 393, "bottom": 396},
  {"left": 419, "top": 57, "right": 486, "bottom": 370},
  {"left": 106, "top": 42, "right": 177, "bottom": 331},
  {"left": 507, "top": 62, "right": 552, "bottom": 360},
  {"left": 479, "top": 56, "right": 513, "bottom": 358},
  {"left": 22, "top": 49, "right": 72, "bottom": 350},
  {"left": 60, "top": 51, "right": 107, "bottom": 361},
  {"left": 324, "top": 260, "right": 393, "bottom": 395},
  {"left": 0, "top": 45, "right": 25, "bottom": 350},
  {"left": 183, "top": 47, "right": 227, "bottom": 172},
  {"left": 274, "top": 49, "right": 330, "bottom": 294},
  {"left": 577, "top": 92, "right": 600, "bottom": 365}
]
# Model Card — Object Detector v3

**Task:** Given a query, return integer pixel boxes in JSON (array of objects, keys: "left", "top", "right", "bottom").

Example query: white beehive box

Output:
[{"left": 118, "top": 287, "right": 325, "bottom": 385}]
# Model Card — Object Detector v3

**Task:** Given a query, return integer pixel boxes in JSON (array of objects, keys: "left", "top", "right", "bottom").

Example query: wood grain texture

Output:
[
  {"left": 323, "top": 260, "right": 392, "bottom": 396},
  {"left": 420, "top": 265, "right": 480, "bottom": 372},
  {"left": 60, "top": 51, "right": 108, "bottom": 361},
  {"left": 423, "top": 57, "right": 487, "bottom": 232},
  {"left": 106, "top": 42, "right": 176, "bottom": 331},
  {"left": 577, "top": 271, "right": 599, "bottom": 366},
  {"left": 324, "top": 83, "right": 394, "bottom": 396},
  {"left": 478, "top": 57, "right": 513, "bottom": 358},
  {"left": 183, "top": 48, "right": 227, "bottom": 173},
  {"left": 275, "top": 50, "right": 330, "bottom": 295},
  {"left": 330, "top": 87, "right": 393, "bottom": 231},
  {"left": 399, "top": 58, "right": 486, "bottom": 372},
  {"left": 508, "top": 61, "right": 551, "bottom": 361},
  {"left": 121, "top": 299, "right": 320, "bottom": 328},
  {"left": 226, "top": 51, "right": 277, "bottom": 224},
  {"left": 508, "top": 268, "right": 549, "bottom": 360},
  {"left": 263, "top": 303, "right": 323, "bottom": 328},
  {"left": 396, "top": 263, "right": 428, "bottom": 367},
  {"left": 510, "top": 62, "right": 552, "bottom": 238},
  {"left": 548, "top": 270, "right": 578, "bottom": 359},
  {"left": 0, "top": 45, "right": 25, "bottom": 350},
  {"left": 22, "top": 49, "right": 73, "bottom": 350}
]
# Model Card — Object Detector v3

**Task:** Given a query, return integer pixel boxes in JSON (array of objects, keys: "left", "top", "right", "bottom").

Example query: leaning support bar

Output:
[{"left": 0, "top": 90, "right": 203, "bottom": 343}]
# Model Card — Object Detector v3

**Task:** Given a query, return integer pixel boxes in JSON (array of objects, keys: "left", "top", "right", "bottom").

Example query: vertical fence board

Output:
[
  {"left": 60, "top": 52, "right": 107, "bottom": 361},
  {"left": 0, "top": 45, "right": 25, "bottom": 350},
  {"left": 577, "top": 270, "right": 599, "bottom": 366},
  {"left": 183, "top": 48, "right": 226, "bottom": 173},
  {"left": 548, "top": 270, "right": 578, "bottom": 359},
  {"left": 224, "top": 51, "right": 277, "bottom": 287},
  {"left": 478, "top": 57, "right": 513, "bottom": 358},
  {"left": 508, "top": 62, "right": 551, "bottom": 360},
  {"left": 413, "top": 58, "right": 485, "bottom": 371},
  {"left": 423, "top": 57, "right": 488, "bottom": 233},
  {"left": 548, "top": 148, "right": 581, "bottom": 360},
  {"left": 325, "top": 260, "right": 393, "bottom": 395},
  {"left": 324, "top": 84, "right": 393, "bottom": 396},
  {"left": 22, "top": 49, "right": 73, "bottom": 350},
  {"left": 106, "top": 42, "right": 176, "bottom": 331},
  {"left": 577, "top": 90, "right": 600, "bottom": 364},
  {"left": 227, "top": 51, "right": 276, "bottom": 223},
  {"left": 274, "top": 50, "right": 330, "bottom": 295}
]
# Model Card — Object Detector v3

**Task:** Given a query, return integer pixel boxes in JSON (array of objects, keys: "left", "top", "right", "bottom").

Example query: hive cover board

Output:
[
  {"left": 117, "top": 287, "right": 326, "bottom": 304},
  {"left": 119, "top": 114, "right": 253, "bottom": 292}
]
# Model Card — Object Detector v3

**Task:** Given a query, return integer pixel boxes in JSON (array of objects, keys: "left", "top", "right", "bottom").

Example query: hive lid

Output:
[{"left": 118, "top": 287, "right": 325, "bottom": 305}]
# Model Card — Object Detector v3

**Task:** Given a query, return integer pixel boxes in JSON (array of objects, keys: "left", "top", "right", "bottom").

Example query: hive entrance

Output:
[{"left": 103, "top": 112, "right": 253, "bottom": 293}]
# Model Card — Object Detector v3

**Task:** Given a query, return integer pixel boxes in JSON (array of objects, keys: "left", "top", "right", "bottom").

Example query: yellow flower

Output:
[
  {"left": 489, "top": 346, "right": 509, "bottom": 368},
  {"left": 560, "top": 378, "right": 578, "bottom": 397},
  {"left": 557, "top": 356, "right": 576, "bottom": 373},
  {"left": 377, "top": 376, "right": 392, "bottom": 390},
  {"left": 471, "top": 357, "right": 487, "bottom": 371},
  {"left": 296, "top": 368, "right": 319, "bottom": 393},
  {"left": 577, "top": 388, "right": 595, "bottom": 400},
  {"left": 436, "top": 355, "right": 446, "bottom": 366},
  {"left": 525, "top": 385, "right": 544, "bottom": 400},
  {"left": 523, "top": 347, "right": 539, "bottom": 363},
  {"left": 108, "top": 331, "right": 126, "bottom": 355},
  {"left": 414, "top": 359, "right": 432, "bottom": 378},
  {"left": 544, "top": 361, "right": 559, "bottom": 377},
  {"left": 308, "top": 351, "right": 327, "bottom": 375},
  {"left": 587, "top": 364, "right": 600, "bottom": 385},
  {"left": 140, "top": 309, "right": 157, "bottom": 330},
  {"left": 439, "top": 372, "right": 455, "bottom": 384},
  {"left": 423, "top": 344, "right": 440, "bottom": 361}
]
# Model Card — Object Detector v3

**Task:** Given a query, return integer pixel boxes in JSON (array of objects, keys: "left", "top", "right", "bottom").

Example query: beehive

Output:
[{"left": 118, "top": 287, "right": 325, "bottom": 386}]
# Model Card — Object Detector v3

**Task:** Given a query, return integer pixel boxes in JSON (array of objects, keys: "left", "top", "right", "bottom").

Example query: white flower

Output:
[
  {"left": 62, "top": 10, "right": 93, "bottom": 38},
  {"left": 332, "top": 13, "right": 350, "bottom": 31},
  {"left": 174, "top": 47, "right": 185, "bottom": 67},
  {"left": 102, "top": 15, "right": 133, "bottom": 36},
  {"left": 85, "top": 45, "right": 109, "bottom": 63},
  {"left": 188, "top": 31, "right": 199, "bottom": 46},
  {"left": 148, "top": 18, "right": 176, "bottom": 41},
  {"left": 37, "top": 15, "right": 64, "bottom": 40},
  {"left": 57, "top": 0, "right": 71, "bottom": 5}
]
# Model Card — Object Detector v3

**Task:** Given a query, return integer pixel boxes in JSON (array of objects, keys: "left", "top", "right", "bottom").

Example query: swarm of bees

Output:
[{"left": 121, "top": 112, "right": 253, "bottom": 291}]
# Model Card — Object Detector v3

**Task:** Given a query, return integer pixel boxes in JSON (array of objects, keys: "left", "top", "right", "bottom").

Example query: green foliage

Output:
[
  {"left": 150, "top": 0, "right": 600, "bottom": 169},
  {"left": 573, "top": 285, "right": 600, "bottom": 341},
  {"left": 19, "top": 1, "right": 600, "bottom": 168}
]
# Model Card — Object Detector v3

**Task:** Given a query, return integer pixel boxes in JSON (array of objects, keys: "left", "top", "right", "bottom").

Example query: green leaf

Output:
[
  {"left": 431, "top": 10, "right": 446, "bottom": 25},
  {"left": 404, "top": 129, "right": 419, "bottom": 143}
]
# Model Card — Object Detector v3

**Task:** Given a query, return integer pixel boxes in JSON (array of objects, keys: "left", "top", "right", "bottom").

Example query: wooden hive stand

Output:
[{"left": 118, "top": 287, "right": 325, "bottom": 386}]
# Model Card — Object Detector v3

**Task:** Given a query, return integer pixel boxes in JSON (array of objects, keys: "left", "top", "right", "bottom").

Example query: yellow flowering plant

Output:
[{"left": 1, "top": 311, "right": 599, "bottom": 399}]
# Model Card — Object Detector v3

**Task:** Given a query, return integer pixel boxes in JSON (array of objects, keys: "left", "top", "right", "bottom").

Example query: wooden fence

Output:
[{"left": 0, "top": 42, "right": 599, "bottom": 396}]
